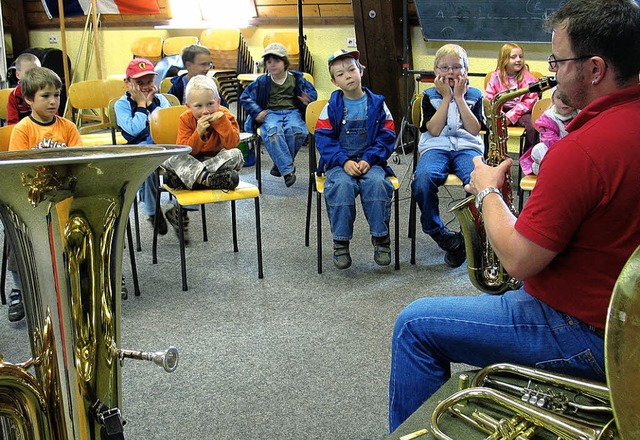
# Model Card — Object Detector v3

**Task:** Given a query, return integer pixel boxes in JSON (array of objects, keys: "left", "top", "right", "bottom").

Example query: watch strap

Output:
[{"left": 475, "top": 187, "right": 502, "bottom": 212}]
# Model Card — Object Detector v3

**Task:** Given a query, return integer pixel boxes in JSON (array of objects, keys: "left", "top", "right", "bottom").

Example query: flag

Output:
[{"left": 41, "top": 0, "right": 160, "bottom": 19}]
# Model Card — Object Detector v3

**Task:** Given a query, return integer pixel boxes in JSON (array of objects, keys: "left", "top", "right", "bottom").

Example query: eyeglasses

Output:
[
  {"left": 547, "top": 54, "right": 595, "bottom": 70},
  {"left": 437, "top": 65, "right": 463, "bottom": 72}
]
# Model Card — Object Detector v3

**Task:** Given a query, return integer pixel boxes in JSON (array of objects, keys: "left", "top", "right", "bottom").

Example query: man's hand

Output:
[{"left": 465, "top": 155, "right": 513, "bottom": 195}]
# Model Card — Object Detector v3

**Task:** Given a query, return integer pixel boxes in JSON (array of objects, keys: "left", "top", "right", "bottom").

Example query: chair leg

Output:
[
  {"left": 231, "top": 200, "right": 239, "bottom": 252},
  {"left": 394, "top": 188, "right": 400, "bottom": 271},
  {"left": 305, "top": 174, "right": 314, "bottom": 247},
  {"left": 152, "top": 170, "right": 162, "bottom": 265},
  {"left": 254, "top": 197, "right": 264, "bottom": 279},
  {"left": 316, "top": 189, "right": 323, "bottom": 274},
  {"left": 201, "top": 204, "right": 208, "bottom": 242},
  {"left": 126, "top": 221, "right": 141, "bottom": 297},
  {"left": 409, "top": 193, "right": 417, "bottom": 265},
  {"left": 1, "top": 235, "right": 8, "bottom": 305},
  {"left": 256, "top": 139, "right": 262, "bottom": 193},
  {"left": 177, "top": 205, "right": 188, "bottom": 291},
  {"left": 133, "top": 194, "right": 142, "bottom": 252}
]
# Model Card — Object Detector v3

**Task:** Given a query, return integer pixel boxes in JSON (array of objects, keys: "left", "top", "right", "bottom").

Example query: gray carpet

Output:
[{"left": 0, "top": 145, "right": 480, "bottom": 439}]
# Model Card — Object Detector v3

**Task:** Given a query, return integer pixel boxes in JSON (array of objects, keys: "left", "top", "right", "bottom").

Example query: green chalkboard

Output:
[{"left": 415, "top": 0, "right": 562, "bottom": 43}]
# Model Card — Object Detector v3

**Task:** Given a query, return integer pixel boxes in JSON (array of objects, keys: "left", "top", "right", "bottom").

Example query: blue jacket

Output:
[
  {"left": 418, "top": 86, "right": 485, "bottom": 155},
  {"left": 114, "top": 92, "right": 170, "bottom": 144},
  {"left": 314, "top": 88, "right": 396, "bottom": 175},
  {"left": 239, "top": 70, "right": 317, "bottom": 133}
]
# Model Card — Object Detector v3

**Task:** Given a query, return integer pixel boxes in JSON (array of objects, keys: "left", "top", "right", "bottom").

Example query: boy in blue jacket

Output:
[
  {"left": 240, "top": 43, "right": 317, "bottom": 187},
  {"left": 315, "top": 49, "right": 396, "bottom": 269}
]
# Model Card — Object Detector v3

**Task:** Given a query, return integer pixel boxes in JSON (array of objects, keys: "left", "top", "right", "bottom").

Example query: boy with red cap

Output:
[{"left": 114, "top": 57, "right": 172, "bottom": 235}]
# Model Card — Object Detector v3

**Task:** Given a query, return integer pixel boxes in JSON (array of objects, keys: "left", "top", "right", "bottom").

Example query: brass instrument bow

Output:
[
  {"left": 0, "top": 145, "right": 189, "bottom": 439},
  {"left": 449, "top": 76, "right": 557, "bottom": 294}
]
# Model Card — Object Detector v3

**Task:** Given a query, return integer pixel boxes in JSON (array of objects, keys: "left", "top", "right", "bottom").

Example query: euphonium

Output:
[
  {"left": 0, "top": 145, "right": 188, "bottom": 439},
  {"left": 449, "top": 76, "right": 557, "bottom": 294}
]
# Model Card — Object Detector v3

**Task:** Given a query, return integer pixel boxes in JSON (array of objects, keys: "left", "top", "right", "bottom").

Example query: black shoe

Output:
[
  {"left": 121, "top": 276, "right": 128, "bottom": 300},
  {"left": 430, "top": 227, "right": 463, "bottom": 252},
  {"left": 270, "top": 165, "right": 281, "bottom": 177},
  {"left": 372, "top": 235, "right": 391, "bottom": 266},
  {"left": 284, "top": 171, "right": 296, "bottom": 187},
  {"left": 204, "top": 170, "right": 240, "bottom": 190},
  {"left": 147, "top": 214, "right": 168, "bottom": 235},
  {"left": 8, "top": 289, "right": 25, "bottom": 322},
  {"left": 444, "top": 243, "right": 467, "bottom": 268},
  {"left": 165, "top": 207, "right": 191, "bottom": 245},
  {"left": 333, "top": 240, "right": 352, "bottom": 269}
]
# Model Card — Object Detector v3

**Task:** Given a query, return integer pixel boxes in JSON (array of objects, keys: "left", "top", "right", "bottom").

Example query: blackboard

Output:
[{"left": 414, "top": 0, "right": 563, "bottom": 43}]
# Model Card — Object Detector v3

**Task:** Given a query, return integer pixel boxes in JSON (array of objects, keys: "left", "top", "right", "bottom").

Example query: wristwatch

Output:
[{"left": 475, "top": 187, "right": 502, "bottom": 212}]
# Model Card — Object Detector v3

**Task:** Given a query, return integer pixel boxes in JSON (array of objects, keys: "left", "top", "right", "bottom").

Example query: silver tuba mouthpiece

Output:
[{"left": 118, "top": 347, "right": 179, "bottom": 373}]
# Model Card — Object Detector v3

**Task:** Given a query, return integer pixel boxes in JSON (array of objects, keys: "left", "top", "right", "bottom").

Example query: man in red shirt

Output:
[{"left": 388, "top": 0, "right": 640, "bottom": 432}]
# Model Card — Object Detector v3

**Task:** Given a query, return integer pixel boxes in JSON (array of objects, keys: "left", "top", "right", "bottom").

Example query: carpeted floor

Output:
[{"left": 0, "top": 145, "right": 484, "bottom": 439}]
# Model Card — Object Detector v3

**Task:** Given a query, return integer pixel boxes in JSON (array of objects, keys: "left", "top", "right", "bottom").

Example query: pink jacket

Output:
[{"left": 485, "top": 69, "right": 539, "bottom": 124}]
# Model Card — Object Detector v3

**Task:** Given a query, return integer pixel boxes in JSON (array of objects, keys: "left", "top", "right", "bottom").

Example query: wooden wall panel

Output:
[{"left": 256, "top": 5, "right": 319, "bottom": 17}]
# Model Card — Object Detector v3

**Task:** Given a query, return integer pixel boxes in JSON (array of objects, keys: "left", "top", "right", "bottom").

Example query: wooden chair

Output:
[
  {"left": 0, "top": 88, "right": 15, "bottom": 125},
  {"left": 131, "top": 36, "right": 163, "bottom": 64},
  {"left": 162, "top": 36, "right": 199, "bottom": 57},
  {"left": 517, "top": 97, "right": 550, "bottom": 210},
  {"left": 304, "top": 99, "right": 400, "bottom": 273},
  {"left": 149, "top": 105, "right": 264, "bottom": 291},
  {"left": 67, "top": 79, "right": 128, "bottom": 135},
  {"left": 407, "top": 93, "right": 465, "bottom": 265}
]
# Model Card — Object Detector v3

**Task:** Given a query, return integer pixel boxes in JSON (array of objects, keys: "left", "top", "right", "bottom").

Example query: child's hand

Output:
[
  {"left": 128, "top": 84, "right": 147, "bottom": 107},
  {"left": 356, "top": 160, "right": 371, "bottom": 175},
  {"left": 343, "top": 160, "right": 362, "bottom": 177},
  {"left": 452, "top": 73, "right": 468, "bottom": 100},
  {"left": 256, "top": 110, "right": 268, "bottom": 123},
  {"left": 144, "top": 84, "right": 158, "bottom": 107},
  {"left": 209, "top": 111, "right": 224, "bottom": 123},
  {"left": 196, "top": 114, "right": 214, "bottom": 138},
  {"left": 434, "top": 74, "right": 453, "bottom": 100},
  {"left": 298, "top": 92, "right": 312, "bottom": 106}
]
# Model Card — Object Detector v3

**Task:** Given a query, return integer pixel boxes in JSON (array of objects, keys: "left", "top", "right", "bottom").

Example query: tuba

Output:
[
  {"left": 449, "top": 76, "right": 556, "bottom": 294},
  {"left": 429, "top": 244, "right": 640, "bottom": 439},
  {"left": 0, "top": 145, "right": 189, "bottom": 439}
]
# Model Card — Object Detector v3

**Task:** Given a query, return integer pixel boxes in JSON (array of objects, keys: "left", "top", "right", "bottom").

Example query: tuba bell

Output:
[
  {"left": 0, "top": 145, "right": 188, "bottom": 439},
  {"left": 449, "top": 77, "right": 556, "bottom": 294}
]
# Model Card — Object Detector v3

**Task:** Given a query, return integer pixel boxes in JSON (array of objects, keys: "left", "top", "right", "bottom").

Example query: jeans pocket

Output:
[{"left": 535, "top": 348, "right": 606, "bottom": 381}]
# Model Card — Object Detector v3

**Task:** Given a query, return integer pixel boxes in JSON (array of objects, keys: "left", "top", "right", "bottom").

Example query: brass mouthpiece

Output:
[{"left": 117, "top": 346, "right": 179, "bottom": 373}]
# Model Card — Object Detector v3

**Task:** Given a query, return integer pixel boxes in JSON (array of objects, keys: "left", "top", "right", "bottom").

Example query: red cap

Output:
[{"left": 126, "top": 58, "right": 157, "bottom": 79}]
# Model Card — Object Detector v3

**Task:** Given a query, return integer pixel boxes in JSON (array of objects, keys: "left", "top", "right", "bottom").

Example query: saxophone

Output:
[{"left": 449, "top": 76, "right": 556, "bottom": 294}]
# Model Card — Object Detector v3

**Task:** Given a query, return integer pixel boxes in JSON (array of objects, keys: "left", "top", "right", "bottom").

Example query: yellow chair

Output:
[
  {"left": 149, "top": 105, "right": 264, "bottom": 291},
  {"left": 131, "top": 36, "right": 163, "bottom": 64},
  {"left": 407, "top": 93, "right": 465, "bottom": 265},
  {"left": 160, "top": 77, "right": 173, "bottom": 94},
  {"left": 304, "top": 99, "right": 400, "bottom": 273},
  {"left": 0, "top": 88, "right": 16, "bottom": 125},
  {"left": 263, "top": 32, "right": 301, "bottom": 70},
  {"left": 162, "top": 36, "right": 199, "bottom": 57},
  {"left": 67, "top": 79, "right": 128, "bottom": 135},
  {"left": 200, "top": 28, "right": 240, "bottom": 71}
]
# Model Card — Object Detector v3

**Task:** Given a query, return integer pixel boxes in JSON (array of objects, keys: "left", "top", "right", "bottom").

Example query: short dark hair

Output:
[
  {"left": 264, "top": 54, "right": 290, "bottom": 70},
  {"left": 181, "top": 44, "right": 211, "bottom": 64},
  {"left": 21, "top": 67, "right": 62, "bottom": 100},
  {"left": 546, "top": 0, "right": 640, "bottom": 82}
]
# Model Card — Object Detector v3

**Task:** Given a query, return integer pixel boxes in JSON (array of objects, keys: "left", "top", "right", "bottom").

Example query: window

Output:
[{"left": 168, "top": 0, "right": 255, "bottom": 28}]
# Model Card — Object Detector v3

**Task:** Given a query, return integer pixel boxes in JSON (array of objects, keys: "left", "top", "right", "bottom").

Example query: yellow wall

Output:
[{"left": 29, "top": 25, "right": 553, "bottom": 99}]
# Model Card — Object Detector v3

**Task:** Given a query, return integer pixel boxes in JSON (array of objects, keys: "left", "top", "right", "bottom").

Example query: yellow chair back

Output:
[
  {"left": 200, "top": 29, "right": 239, "bottom": 51},
  {"left": 0, "top": 124, "right": 15, "bottom": 151},
  {"left": 163, "top": 37, "right": 199, "bottom": 57},
  {"left": 411, "top": 94, "right": 422, "bottom": 127},
  {"left": 149, "top": 105, "right": 188, "bottom": 144},
  {"left": 531, "top": 97, "right": 551, "bottom": 123},
  {"left": 263, "top": 32, "right": 299, "bottom": 55},
  {"left": 131, "top": 36, "right": 163, "bottom": 63},
  {"left": 68, "top": 79, "right": 127, "bottom": 110},
  {"left": 305, "top": 99, "right": 327, "bottom": 133}
]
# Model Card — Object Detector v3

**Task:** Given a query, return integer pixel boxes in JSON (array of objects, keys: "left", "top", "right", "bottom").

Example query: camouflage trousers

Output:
[{"left": 162, "top": 148, "right": 244, "bottom": 189}]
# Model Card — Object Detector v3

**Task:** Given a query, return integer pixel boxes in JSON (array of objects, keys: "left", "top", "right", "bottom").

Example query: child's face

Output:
[
  {"left": 26, "top": 85, "right": 60, "bottom": 123},
  {"left": 126, "top": 74, "right": 156, "bottom": 97},
  {"left": 17, "top": 61, "right": 39, "bottom": 80},
  {"left": 186, "top": 88, "right": 220, "bottom": 119},
  {"left": 506, "top": 48, "right": 525, "bottom": 75},
  {"left": 265, "top": 56, "right": 286, "bottom": 76},
  {"left": 553, "top": 93, "right": 575, "bottom": 117},
  {"left": 435, "top": 54, "right": 466, "bottom": 87},
  {"left": 330, "top": 58, "right": 362, "bottom": 93},
  {"left": 186, "top": 53, "right": 212, "bottom": 77}
]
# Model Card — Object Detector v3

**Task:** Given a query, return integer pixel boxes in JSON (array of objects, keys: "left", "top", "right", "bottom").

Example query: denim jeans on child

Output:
[
  {"left": 411, "top": 148, "right": 478, "bottom": 234},
  {"left": 260, "top": 109, "right": 308, "bottom": 176},
  {"left": 139, "top": 173, "right": 158, "bottom": 217},
  {"left": 388, "top": 287, "right": 606, "bottom": 432},
  {"left": 324, "top": 165, "right": 393, "bottom": 241}
]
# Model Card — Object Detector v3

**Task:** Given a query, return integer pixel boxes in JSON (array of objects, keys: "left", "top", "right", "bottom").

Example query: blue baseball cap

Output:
[{"left": 327, "top": 49, "right": 360, "bottom": 67}]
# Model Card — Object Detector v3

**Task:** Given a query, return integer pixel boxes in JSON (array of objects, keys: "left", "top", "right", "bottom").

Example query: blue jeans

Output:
[
  {"left": 324, "top": 165, "right": 393, "bottom": 241},
  {"left": 260, "top": 109, "right": 308, "bottom": 176},
  {"left": 411, "top": 149, "right": 478, "bottom": 234},
  {"left": 388, "top": 288, "right": 606, "bottom": 432},
  {"left": 139, "top": 173, "right": 158, "bottom": 217}
]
